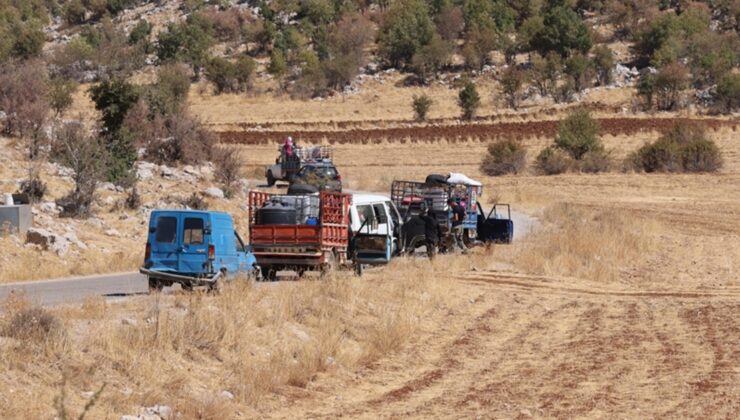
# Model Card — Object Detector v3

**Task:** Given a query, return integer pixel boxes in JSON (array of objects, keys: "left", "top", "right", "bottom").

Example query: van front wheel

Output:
[{"left": 148, "top": 277, "right": 163, "bottom": 293}]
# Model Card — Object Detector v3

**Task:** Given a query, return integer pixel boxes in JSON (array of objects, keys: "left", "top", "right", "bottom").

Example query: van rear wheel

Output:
[{"left": 266, "top": 170, "right": 275, "bottom": 186}]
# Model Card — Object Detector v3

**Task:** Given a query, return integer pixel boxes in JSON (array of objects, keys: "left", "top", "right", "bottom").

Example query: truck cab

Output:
[{"left": 141, "top": 210, "right": 258, "bottom": 291}]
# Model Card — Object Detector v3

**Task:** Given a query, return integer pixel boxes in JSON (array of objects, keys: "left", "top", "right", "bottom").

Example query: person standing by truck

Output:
[
  {"left": 419, "top": 206, "right": 440, "bottom": 259},
  {"left": 448, "top": 198, "right": 467, "bottom": 254}
]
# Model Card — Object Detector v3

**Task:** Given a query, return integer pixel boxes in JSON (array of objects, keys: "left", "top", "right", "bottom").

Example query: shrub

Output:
[
  {"left": 18, "top": 164, "right": 47, "bottom": 204},
  {"left": 499, "top": 66, "right": 525, "bottom": 109},
  {"left": 412, "top": 94, "right": 433, "bottom": 121},
  {"left": 411, "top": 34, "right": 451, "bottom": 84},
  {"left": 461, "top": 25, "right": 498, "bottom": 70},
  {"left": 555, "top": 109, "right": 602, "bottom": 160},
  {"left": 436, "top": 5, "right": 464, "bottom": 41},
  {"left": 3, "top": 307, "right": 65, "bottom": 344},
  {"left": 481, "top": 139, "right": 527, "bottom": 175},
  {"left": 529, "top": 52, "right": 562, "bottom": 97},
  {"left": 143, "top": 112, "right": 215, "bottom": 165},
  {"left": 268, "top": 48, "right": 288, "bottom": 86},
  {"left": 213, "top": 148, "right": 243, "bottom": 198},
  {"left": 536, "top": 146, "right": 571, "bottom": 175},
  {"left": 637, "top": 72, "right": 657, "bottom": 110},
  {"left": 48, "top": 76, "right": 77, "bottom": 117},
  {"left": 531, "top": 5, "right": 592, "bottom": 57},
  {"left": 458, "top": 79, "right": 481, "bottom": 121},
  {"left": 182, "top": 193, "right": 208, "bottom": 210},
  {"left": 125, "top": 185, "right": 141, "bottom": 210},
  {"left": 377, "top": 0, "right": 435, "bottom": 68},
  {"left": 206, "top": 56, "right": 255, "bottom": 94},
  {"left": 89, "top": 77, "right": 139, "bottom": 134},
  {"left": 564, "top": 53, "right": 594, "bottom": 93},
  {"left": 592, "top": 45, "right": 614, "bottom": 86},
  {"left": 64, "top": 0, "right": 87, "bottom": 24},
  {"left": 654, "top": 62, "right": 689, "bottom": 111},
  {"left": 128, "top": 19, "right": 152, "bottom": 47},
  {"left": 578, "top": 149, "right": 611, "bottom": 173},
  {"left": 0, "top": 61, "right": 49, "bottom": 142},
  {"left": 632, "top": 122, "right": 722, "bottom": 173},
  {"left": 145, "top": 64, "right": 191, "bottom": 116},
  {"left": 156, "top": 14, "right": 214, "bottom": 76},
  {"left": 52, "top": 122, "right": 108, "bottom": 218},
  {"left": 716, "top": 73, "right": 740, "bottom": 113}
]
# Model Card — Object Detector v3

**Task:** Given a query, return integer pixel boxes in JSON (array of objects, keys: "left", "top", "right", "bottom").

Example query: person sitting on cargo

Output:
[
  {"left": 283, "top": 136, "right": 294, "bottom": 157},
  {"left": 448, "top": 198, "right": 467, "bottom": 254}
]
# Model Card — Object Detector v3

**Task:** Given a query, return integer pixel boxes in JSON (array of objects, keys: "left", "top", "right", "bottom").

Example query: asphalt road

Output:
[
  {"left": 0, "top": 212, "right": 538, "bottom": 307},
  {"left": 0, "top": 272, "right": 147, "bottom": 306}
]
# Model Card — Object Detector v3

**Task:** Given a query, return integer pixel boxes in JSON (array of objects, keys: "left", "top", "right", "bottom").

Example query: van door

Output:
[
  {"left": 150, "top": 212, "right": 180, "bottom": 271},
  {"left": 178, "top": 214, "right": 209, "bottom": 274},
  {"left": 353, "top": 203, "right": 392, "bottom": 265}
]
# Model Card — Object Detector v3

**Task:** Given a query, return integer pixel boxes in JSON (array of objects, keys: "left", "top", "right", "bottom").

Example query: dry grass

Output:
[{"left": 0, "top": 260, "right": 457, "bottom": 418}]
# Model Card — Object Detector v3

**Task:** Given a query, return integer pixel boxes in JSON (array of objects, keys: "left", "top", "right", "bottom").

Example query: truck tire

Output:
[
  {"left": 266, "top": 170, "right": 276, "bottom": 186},
  {"left": 261, "top": 266, "right": 276, "bottom": 281},
  {"left": 148, "top": 277, "right": 163, "bottom": 293}
]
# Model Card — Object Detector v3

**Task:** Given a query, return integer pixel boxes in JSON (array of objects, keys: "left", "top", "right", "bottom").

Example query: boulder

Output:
[
  {"left": 160, "top": 166, "right": 176, "bottom": 178},
  {"left": 25, "top": 228, "right": 70, "bottom": 256},
  {"left": 105, "top": 228, "right": 121, "bottom": 237},
  {"left": 39, "top": 201, "right": 59, "bottom": 214},
  {"left": 204, "top": 187, "right": 225, "bottom": 199}
]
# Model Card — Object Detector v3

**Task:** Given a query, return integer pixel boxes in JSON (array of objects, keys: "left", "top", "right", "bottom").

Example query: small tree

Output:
[
  {"left": 481, "top": 139, "right": 527, "bottom": 175},
  {"left": 499, "top": 66, "right": 525, "bottom": 110},
  {"left": 377, "top": 0, "right": 435, "bottom": 68},
  {"left": 655, "top": 62, "right": 689, "bottom": 111},
  {"left": 529, "top": 52, "right": 562, "bottom": 97},
  {"left": 268, "top": 48, "right": 288, "bottom": 89},
  {"left": 412, "top": 94, "right": 433, "bottom": 121},
  {"left": 146, "top": 64, "right": 191, "bottom": 116},
  {"left": 637, "top": 72, "right": 657, "bottom": 110},
  {"left": 531, "top": 5, "right": 592, "bottom": 57},
  {"left": 52, "top": 122, "right": 108, "bottom": 218},
  {"left": 458, "top": 79, "right": 481, "bottom": 121},
  {"left": 555, "top": 109, "right": 602, "bottom": 160},
  {"left": 716, "top": 73, "right": 740, "bottom": 113},
  {"left": 213, "top": 148, "right": 243, "bottom": 198},
  {"left": 18, "top": 162, "right": 47, "bottom": 204},
  {"left": 592, "top": 45, "right": 614, "bottom": 86},
  {"left": 48, "top": 76, "right": 77, "bottom": 117},
  {"left": 411, "top": 34, "right": 451, "bottom": 84},
  {"left": 564, "top": 53, "right": 594, "bottom": 93}
]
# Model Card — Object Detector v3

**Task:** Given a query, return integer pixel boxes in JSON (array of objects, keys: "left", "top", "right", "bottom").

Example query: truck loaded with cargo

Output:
[{"left": 249, "top": 191, "right": 351, "bottom": 279}]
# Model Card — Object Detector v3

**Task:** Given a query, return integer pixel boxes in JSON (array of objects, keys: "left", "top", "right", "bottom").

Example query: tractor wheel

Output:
[
  {"left": 266, "top": 170, "right": 275, "bottom": 186},
  {"left": 354, "top": 262, "right": 363, "bottom": 276},
  {"left": 148, "top": 277, "right": 163, "bottom": 293}
]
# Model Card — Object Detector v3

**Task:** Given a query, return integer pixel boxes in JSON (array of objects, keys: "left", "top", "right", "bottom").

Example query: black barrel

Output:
[{"left": 257, "top": 201, "right": 297, "bottom": 225}]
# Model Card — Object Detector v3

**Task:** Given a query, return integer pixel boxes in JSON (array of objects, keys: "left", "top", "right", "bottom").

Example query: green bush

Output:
[
  {"left": 48, "top": 76, "right": 77, "bottom": 117},
  {"left": 564, "top": 53, "right": 593, "bottom": 92},
  {"left": 632, "top": 122, "right": 722, "bottom": 173},
  {"left": 592, "top": 45, "right": 614, "bottom": 86},
  {"left": 654, "top": 62, "right": 689, "bottom": 111},
  {"left": 531, "top": 5, "right": 592, "bottom": 57},
  {"left": 458, "top": 79, "right": 480, "bottom": 121},
  {"left": 412, "top": 94, "right": 433, "bottom": 121},
  {"left": 536, "top": 146, "right": 571, "bottom": 175},
  {"left": 481, "top": 139, "right": 527, "bottom": 176},
  {"left": 716, "top": 73, "right": 740, "bottom": 113},
  {"left": 146, "top": 64, "right": 191, "bottom": 116},
  {"left": 205, "top": 56, "right": 255, "bottom": 94},
  {"left": 499, "top": 66, "right": 525, "bottom": 109},
  {"left": 554, "top": 109, "right": 602, "bottom": 160},
  {"left": 377, "top": 0, "right": 435, "bottom": 68}
]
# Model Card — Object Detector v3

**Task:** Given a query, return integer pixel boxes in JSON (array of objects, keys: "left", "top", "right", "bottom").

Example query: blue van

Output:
[{"left": 140, "top": 210, "right": 258, "bottom": 292}]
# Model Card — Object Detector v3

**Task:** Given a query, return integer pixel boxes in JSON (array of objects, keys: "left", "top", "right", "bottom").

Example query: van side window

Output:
[
  {"left": 155, "top": 217, "right": 177, "bottom": 243},
  {"left": 386, "top": 201, "right": 400, "bottom": 225},
  {"left": 183, "top": 218, "right": 204, "bottom": 244},
  {"left": 372, "top": 204, "right": 388, "bottom": 224}
]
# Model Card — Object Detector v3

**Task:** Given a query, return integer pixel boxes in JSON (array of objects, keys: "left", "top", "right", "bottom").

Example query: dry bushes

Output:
[
  {"left": 481, "top": 139, "right": 527, "bottom": 176},
  {"left": 628, "top": 122, "right": 723, "bottom": 173},
  {"left": 1, "top": 294, "right": 67, "bottom": 355},
  {"left": 212, "top": 148, "right": 243, "bottom": 198},
  {"left": 535, "top": 146, "right": 571, "bottom": 175}
]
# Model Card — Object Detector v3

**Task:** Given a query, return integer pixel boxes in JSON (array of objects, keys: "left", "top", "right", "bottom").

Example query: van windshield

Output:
[{"left": 155, "top": 217, "right": 177, "bottom": 243}]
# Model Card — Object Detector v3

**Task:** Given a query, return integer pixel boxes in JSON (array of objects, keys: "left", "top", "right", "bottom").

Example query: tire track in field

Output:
[{"left": 457, "top": 271, "right": 740, "bottom": 299}]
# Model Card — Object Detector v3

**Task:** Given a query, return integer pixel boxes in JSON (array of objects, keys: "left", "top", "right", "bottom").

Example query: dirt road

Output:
[{"left": 0, "top": 272, "right": 146, "bottom": 305}]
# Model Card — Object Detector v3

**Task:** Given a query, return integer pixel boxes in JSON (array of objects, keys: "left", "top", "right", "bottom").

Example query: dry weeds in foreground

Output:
[{"left": 0, "top": 257, "right": 459, "bottom": 418}]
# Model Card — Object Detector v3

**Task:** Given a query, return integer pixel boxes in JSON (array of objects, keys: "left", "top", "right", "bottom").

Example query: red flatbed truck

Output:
[{"left": 248, "top": 190, "right": 351, "bottom": 279}]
